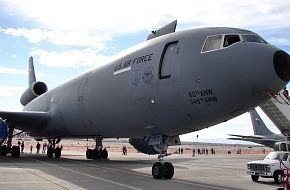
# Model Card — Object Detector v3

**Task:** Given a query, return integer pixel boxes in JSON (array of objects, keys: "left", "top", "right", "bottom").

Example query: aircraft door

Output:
[{"left": 158, "top": 41, "right": 179, "bottom": 80}]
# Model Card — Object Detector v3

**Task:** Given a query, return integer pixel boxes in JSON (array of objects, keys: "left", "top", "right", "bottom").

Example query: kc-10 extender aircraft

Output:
[{"left": 0, "top": 20, "right": 289, "bottom": 179}]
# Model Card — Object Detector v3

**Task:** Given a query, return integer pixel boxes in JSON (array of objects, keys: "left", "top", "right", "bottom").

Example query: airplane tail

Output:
[
  {"left": 20, "top": 57, "right": 48, "bottom": 106},
  {"left": 28, "top": 56, "right": 36, "bottom": 85},
  {"left": 250, "top": 109, "right": 274, "bottom": 136}
]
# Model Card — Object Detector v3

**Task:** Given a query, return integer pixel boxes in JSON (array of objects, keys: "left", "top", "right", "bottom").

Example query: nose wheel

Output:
[
  {"left": 149, "top": 135, "right": 176, "bottom": 179},
  {"left": 152, "top": 161, "right": 174, "bottom": 179}
]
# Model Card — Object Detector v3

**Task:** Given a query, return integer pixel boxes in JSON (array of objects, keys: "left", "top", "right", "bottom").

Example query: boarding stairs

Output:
[{"left": 260, "top": 90, "right": 290, "bottom": 140}]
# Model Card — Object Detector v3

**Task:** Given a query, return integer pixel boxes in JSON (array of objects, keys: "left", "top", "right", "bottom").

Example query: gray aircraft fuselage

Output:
[{"left": 23, "top": 27, "right": 289, "bottom": 139}]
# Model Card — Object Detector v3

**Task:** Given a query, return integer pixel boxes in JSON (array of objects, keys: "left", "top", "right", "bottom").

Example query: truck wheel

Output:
[
  {"left": 251, "top": 175, "right": 259, "bottom": 182},
  {"left": 274, "top": 170, "right": 283, "bottom": 184}
]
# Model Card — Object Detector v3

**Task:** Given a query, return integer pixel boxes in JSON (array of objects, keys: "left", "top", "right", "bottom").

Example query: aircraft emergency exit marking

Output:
[{"left": 114, "top": 53, "right": 154, "bottom": 75}]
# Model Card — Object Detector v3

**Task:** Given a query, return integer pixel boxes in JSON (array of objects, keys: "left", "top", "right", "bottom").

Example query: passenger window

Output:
[
  {"left": 202, "top": 35, "right": 222, "bottom": 52},
  {"left": 223, "top": 35, "right": 240, "bottom": 47}
]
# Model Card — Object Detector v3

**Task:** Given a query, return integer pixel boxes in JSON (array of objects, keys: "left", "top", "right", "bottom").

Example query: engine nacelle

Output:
[
  {"left": 20, "top": 81, "right": 48, "bottom": 106},
  {"left": 129, "top": 137, "right": 160, "bottom": 155}
]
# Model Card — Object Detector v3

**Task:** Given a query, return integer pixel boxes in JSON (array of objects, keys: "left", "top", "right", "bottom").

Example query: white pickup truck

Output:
[{"left": 247, "top": 151, "right": 290, "bottom": 184}]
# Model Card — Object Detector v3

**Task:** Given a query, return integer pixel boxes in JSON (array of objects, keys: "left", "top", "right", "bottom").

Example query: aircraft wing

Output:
[
  {"left": 228, "top": 134, "right": 264, "bottom": 139},
  {"left": 228, "top": 137, "right": 280, "bottom": 142},
  {"left": 0, "top": 111, "right": 50, "bottom": 131},
  {"left": 227, "top": 137, "right": 280, "bottom": 147}
]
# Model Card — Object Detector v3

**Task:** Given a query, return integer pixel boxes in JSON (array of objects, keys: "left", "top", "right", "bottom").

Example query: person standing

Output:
[
  {"left": 42, "top": 142, "right": 47, "bottom": 154},
  {"left": 21, "top": 141, "right": 25, "bottom": 153},
  {"left": 30, "top": 145, "right": 33, "bottom": 154},
  {"left": 36, "top": 142, "right": 41, "bottom": 154}
]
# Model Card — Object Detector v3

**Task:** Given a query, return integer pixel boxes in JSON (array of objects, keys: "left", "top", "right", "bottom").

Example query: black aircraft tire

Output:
[
  {"left": 55, "top": 147, "right": 61, "bottom": 158},
  {"left": 0, "top": 145, "right": 8, "bottom": 156},
  {"left": 86, "top": 149, "right": 92, "bottom": 159},
  {"left": 152, "top": 162, "right": 164, "bottom": 179},
  {"left": 163, "top": 162, "right": 174, "bottom": 179},
  {"left": 251, "top": 175, "right": 259, "bottom": 182},
  {"left": 92, "top": 149, "right": 97, "bottom": 159},
  {"left": 47, "top": 147, "right": 54, "bottom": 158},
  {"left": 11, "top": 145, "right": 20, "bottom": 157},
  {"left": 101, "top": 149, "right": 108, "bottom": 159}
]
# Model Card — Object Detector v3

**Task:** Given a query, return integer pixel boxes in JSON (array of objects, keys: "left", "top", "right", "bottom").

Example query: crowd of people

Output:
[
  {"left": 192, "top": 147, "right": 216, "bottom": 157},
  {"left": 17, "top": 141, "right": 62, "bottom": 154}
]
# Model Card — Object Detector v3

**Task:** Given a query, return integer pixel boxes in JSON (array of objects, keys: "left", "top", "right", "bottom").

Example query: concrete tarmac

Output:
[{"left": 0, "top": 151, "right": 284, "bottom": 190}]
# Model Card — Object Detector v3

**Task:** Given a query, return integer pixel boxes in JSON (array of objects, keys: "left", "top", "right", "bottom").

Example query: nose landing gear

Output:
[{"left": 150, "top": 135, "right": 177, "bottom": 179}]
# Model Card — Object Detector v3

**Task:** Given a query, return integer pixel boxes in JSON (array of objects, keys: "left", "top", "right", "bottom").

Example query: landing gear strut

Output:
[
  {"left": 151, "top": 135, "right": 175, "bottom": 179},
  {"left": 86, "top": 136, "right": 108, "bottom": 160}
]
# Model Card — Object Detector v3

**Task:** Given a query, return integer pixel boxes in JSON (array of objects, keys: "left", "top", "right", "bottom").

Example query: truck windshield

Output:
[{"left": 265, "top": 152, "right": 289, "bottom": 161}]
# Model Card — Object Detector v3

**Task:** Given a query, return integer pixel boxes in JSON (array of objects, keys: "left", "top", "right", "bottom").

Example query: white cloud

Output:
[
  {"left": 0, "top": 66, "right": 47, "bottom": 77},
  {"left": 0, "top": 28, "right": 47, "bottom": 43},
  {"left": 30, "top": 49, "right": 110, "bottom": 68},
  {"left": 0, "top": 85, "right": 25, "bottom": 97},
  {"left": 2, "top": 0, "right": 290, "bottom": 33},
  {"left": 0, "top": 66, "right": 27, "bottom": 75},
  {"left": 0, "top": 28, "right": 109, "bottom": 49},
  {"left": 1, "top": 0, "right": 289, "bottom": 69}
]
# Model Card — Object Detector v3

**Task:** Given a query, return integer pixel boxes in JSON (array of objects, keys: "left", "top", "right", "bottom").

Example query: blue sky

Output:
[{"left": 0, "top": 0, "right": 289, "bottom": 143}]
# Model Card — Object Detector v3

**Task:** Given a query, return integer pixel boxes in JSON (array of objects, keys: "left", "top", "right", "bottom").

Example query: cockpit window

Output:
[
  {"left": 201, "top": 33, "right": 267, "bottom": 54},
  {"left": 223, "top": 35, "right": 240, "bottom": 47},
  {"left": 241, "top": 35, "right": 267, "bottom": 43},
  {"left": 202, "top": 35, "right": 222, "bottom": 52}
]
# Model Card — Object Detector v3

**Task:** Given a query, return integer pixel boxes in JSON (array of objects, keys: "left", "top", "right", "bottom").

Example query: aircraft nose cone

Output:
[{"left": 273, "top": 50, "right": 290, "bottom": 82}]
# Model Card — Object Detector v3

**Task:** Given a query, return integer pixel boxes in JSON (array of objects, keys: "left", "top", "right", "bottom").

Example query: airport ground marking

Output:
[
  {"left": 68, "top": 160, "right": 151, "bottom": 178},
  {"left": 29, "top": 157, "right": 143, "bottom": 190},
  {"left": 23, "top": 154, "right": 249, "bottom": 189},
  {"left": 68, "top": 159, "right": 241, "bottom": 189}
]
